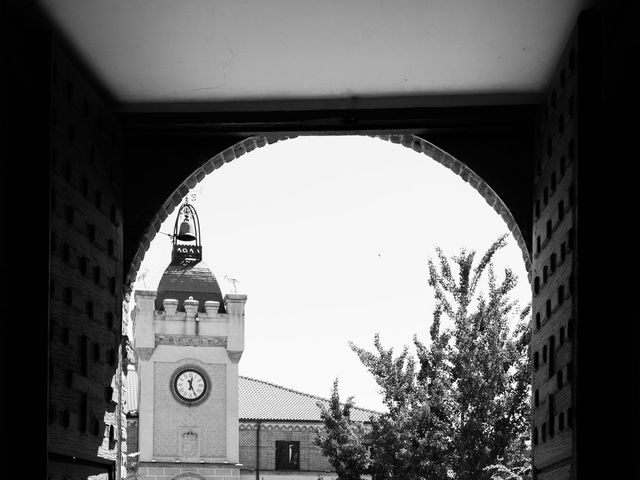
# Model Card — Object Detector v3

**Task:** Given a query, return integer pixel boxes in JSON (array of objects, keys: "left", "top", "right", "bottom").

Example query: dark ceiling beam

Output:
[{"left": 119, "top": 104, "right": 537, "bottom": 137}]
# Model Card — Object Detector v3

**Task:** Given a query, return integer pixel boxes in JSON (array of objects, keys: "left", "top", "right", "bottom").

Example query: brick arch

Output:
[
  {"left": 125, "top": 134, "right": 531, "bottom": 295},
  {"left": 170, "top": 473, "right": 208, "bottom": 480}
]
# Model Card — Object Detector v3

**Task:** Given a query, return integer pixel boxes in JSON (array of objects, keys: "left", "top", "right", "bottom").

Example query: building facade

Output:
[
  {"left": 127, "top": 202, "right": 374, "bottom": 480},
  {"left": 6, "top": 3, "right": 637, "bottom": 478}
]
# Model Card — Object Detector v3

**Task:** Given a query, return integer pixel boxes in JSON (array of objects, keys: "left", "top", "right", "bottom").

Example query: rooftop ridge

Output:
[{"left": 239, "top": 375, "right": 380, "bottom": 415}]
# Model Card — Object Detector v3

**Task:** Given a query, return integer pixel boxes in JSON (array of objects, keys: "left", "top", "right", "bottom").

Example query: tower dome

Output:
[
  {"left": 155, "top": 199, "right": 225, "bottom": 313},
  {"left": 155, "top": 260, "right": 224, "bottom": 312}
]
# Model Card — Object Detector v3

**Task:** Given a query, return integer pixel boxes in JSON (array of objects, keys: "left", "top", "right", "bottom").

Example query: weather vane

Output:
[{"left": 189, "top": 185, "right": 203, "bottom": 204}]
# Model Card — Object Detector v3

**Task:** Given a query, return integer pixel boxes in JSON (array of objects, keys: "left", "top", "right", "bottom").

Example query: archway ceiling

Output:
[{"left": 38, "top": 0, "right": 590, "bottom": 111}]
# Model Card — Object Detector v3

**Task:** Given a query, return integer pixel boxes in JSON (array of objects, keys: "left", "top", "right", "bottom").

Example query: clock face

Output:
[{"left": 173, "top": 368, "right": 207, "bottom": 403}]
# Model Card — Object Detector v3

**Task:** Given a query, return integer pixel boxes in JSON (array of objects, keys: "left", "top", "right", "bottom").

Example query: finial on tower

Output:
[{"left": 171, "top": 199, "right": 203, "bottom": 264}]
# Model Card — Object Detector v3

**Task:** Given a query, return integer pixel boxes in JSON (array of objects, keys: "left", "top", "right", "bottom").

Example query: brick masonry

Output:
[
  {"left": 530, "top": 18, "right": 579, "bottom": 480},
  {"left": 153, "top": 361, "right": 227, "bottom": 458},
  {"left": 47, "top": 38, "right": 125, "bottom": 479},
  {"left": 136, "top": 462, "right": 240, "bottom": 480},
  {"left": 239, "top": 423, "right": 332, "bottom": 473},
  {"left": 124, "top": 134, "right": 532, "bottom": 298}
]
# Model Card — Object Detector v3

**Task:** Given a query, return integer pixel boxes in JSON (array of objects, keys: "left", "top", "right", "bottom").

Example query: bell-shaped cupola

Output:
[{"left": 155, "top": 200, "right": 224, "bottom": 312}]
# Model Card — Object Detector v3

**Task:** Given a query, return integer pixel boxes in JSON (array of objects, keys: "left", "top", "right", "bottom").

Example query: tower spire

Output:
[{"left": 171, "top": 199, "right": 202, "bottom": 265}]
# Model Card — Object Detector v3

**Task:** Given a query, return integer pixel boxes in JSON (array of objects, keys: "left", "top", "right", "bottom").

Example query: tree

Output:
[
  {"left": 424, "top": 235, "right": 531, "bottom": 480},
  {"left": 314, "top": 379, "right": 371, "bottom": 480},
  {"left": 349, "top": 334, "right": 453, "bottom": 480},
  {"left": 317, "top": 235, "right": 531, "bottom": 480}
]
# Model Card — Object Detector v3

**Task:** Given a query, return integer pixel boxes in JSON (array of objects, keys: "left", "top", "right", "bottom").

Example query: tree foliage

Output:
[
  {"left": 317, "top": 235, "right": 531, "bottom": 480},
  {"left": 314, "top": 379, "right": 371, "bottom": 480}
]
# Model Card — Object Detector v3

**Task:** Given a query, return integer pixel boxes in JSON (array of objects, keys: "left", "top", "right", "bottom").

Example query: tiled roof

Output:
[
  {"left": 238, "top": 376, "right": 377, "bottom": 422},
  {"left": 122, "top": 368, "right": 377, "bottom": 422}
]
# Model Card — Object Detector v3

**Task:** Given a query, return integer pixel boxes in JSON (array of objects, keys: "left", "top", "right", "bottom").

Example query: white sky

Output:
[{"left": 132, "top": 135, "right": 531, "bottom": 412}]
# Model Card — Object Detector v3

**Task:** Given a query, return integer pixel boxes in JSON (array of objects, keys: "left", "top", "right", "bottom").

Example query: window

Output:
[
  {"left": 276, "top": 441, "right": 300, "bottom": 470},
  {"left": 548, "top": 395, "right": 555, "bottom": 438},
  {"left": 65, "top": 205, "right": 74, "bottom": 224},
  {"left": 105, "top": 311, "right": 114, "bottom": 330},
  {"left": 91, "top": 416, "right": 100, "bottom": 436},
  {"left": 80, "top": 335, "right": 89, "bottom": 375},
  {"left": 110, "top": 205, "right": 117, "bottom": 224},
  {"left": 558, "top": 286, "right": 565, "bottom": 305},
  {"left": 87, "top": 223, "right": 96, "bottom": 242},
  {"left": 49, "top": 405, "right": 57, "bottom": 424},
  {"left": 85, "top": 300, "right": 94, "bottom": 318},
  {"left": 61, "top": 410, "right": 70, "bottom": 428},
  {"left": 78, "top": 256, "right": 88, "bottom": 275},
  {"left": 105, "top": 386, "right": 114, "bottom": 402},
  {"left": 107, "top": 348, "right": 116, "bottom": 366},
  {"left": 94, "top": 189, "right": 102, "bottom": 209},
  {"left": 548, "top": 335, "right": 555, "bottom": 379},
  {"left": 63, "top": 286, "right": 73, "bottom": 305},
  {"left": 79, "top": 394, "right": 88, "bottom": 432},
  {"left": 567, "top": 407, "right": 574, "bottom": 427},
  {"left": 558, "top": 201, "right": 565, "bottom": 222},
  {"left": 81, "top": 176, "right": 89, "bottom": 197}
]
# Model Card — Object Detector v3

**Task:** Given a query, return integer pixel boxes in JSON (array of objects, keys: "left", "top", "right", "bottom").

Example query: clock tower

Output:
[{"left": 132, "top": 200, "right": 246, "bottom": 480}]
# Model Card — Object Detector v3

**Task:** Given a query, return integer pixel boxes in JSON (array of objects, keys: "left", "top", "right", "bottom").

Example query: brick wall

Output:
[
  {"left": 530, "top": 13, "right": 584, "bottom": 480},
  {"left": 47, "top": 37, "right": 125, "bottom": 478},
  {"left": 239, "top": 423, "right": 332, "bottom": 473},
  {"left": 153, "top": 361, "right": 227, "bottom": 458},
  {"left": 136, "top": 462, "right": 240, "bottom": 480},
  {"left": 48, "top": 460, "right": 111, "bottom": 480}
]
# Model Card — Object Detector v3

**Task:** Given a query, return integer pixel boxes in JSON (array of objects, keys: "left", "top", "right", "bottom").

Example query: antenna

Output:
[
  {"left": 224, "top": 275, "right": 240, "bottom": 293},
  {"left": 137, "top": 267, "right": 150, "bottom": 289}
]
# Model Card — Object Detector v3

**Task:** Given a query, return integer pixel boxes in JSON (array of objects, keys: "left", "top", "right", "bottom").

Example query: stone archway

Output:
[{"left": 125, "top": 134, "right": 531, "bottom": 295}]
